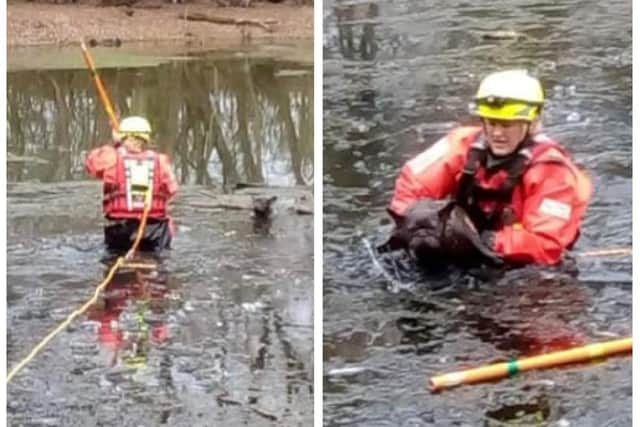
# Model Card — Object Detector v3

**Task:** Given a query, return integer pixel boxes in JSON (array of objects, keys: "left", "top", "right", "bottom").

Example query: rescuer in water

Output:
[
  {"left": 86, "top": 116, "right": 179, "bottom": 253},
  {"left": 388, "top": 70, "right": 592, "bottom": 266}
]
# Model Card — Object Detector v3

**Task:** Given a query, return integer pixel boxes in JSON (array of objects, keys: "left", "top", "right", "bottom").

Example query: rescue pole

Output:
[
  {"left": 80, "top": 41, "right": 119, "bottom": 130},
  {"left": 578, "top": 248, "right": 632, "bottom": 257},
  {"left": 429, "top": 337, "right": 631, "bottom": 392},
  {"left": 79, "top": 40, "right": 152, "bottom": 261}
]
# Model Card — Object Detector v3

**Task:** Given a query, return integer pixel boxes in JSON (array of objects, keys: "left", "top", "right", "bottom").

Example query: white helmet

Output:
[
  {"left": 117, "top": 116, "right": 152, "bottom": 142},
  {"left": 474, "top": 70, "right": 544, "bottom": 122}
]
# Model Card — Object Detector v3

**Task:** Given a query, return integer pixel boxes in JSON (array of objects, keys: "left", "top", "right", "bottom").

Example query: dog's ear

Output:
[{"left": 268, "top": 196, "right": 278, "bottom": 204}]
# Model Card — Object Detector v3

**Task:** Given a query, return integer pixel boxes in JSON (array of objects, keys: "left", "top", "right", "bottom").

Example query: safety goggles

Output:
[{"left": 474, "top": 97, "right": 541, "bottom": 121}]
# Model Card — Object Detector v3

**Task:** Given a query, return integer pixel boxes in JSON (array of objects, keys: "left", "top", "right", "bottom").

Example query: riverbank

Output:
[{"left": 7, "top": 0, "right": 313, "bottom": 47}]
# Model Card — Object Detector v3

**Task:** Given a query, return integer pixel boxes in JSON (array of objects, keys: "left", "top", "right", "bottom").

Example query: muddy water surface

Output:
[
  {"left": 7, "top": 43, "right": 313, "bottom": 426},
  {"left": 323, "top": 1, "right": 631, "bottom": 426}
]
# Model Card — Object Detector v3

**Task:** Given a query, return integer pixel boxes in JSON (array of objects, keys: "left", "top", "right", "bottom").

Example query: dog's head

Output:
[
  {"left": 378, "top": 201, "right": 441, "bottom": 254},
  {"left": 252, "top": 196, "right": 278, "bottom": 218}
]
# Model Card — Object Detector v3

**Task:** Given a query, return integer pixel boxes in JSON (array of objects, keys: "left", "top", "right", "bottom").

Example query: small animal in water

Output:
[
  {"left": 378, "top": 200, "right": 503, "bottom": 268},
  {"left": 252, "top": 196, "right": 277, "bottom": 234}
]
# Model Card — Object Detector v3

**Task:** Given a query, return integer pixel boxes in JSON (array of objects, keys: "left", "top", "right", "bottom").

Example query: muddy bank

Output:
[{"left": 7, "top": 0, "right": 313, "bottom": 47}]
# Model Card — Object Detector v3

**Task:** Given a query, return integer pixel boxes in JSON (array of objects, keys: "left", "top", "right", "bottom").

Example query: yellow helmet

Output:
[
  {"left": 117, "top": 116, "right": 152, "bottom": 142},
  {"left": 473, "top": 70, "right": 544, "bottom": 122}
]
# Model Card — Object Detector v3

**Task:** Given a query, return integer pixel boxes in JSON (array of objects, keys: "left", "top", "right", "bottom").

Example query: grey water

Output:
[{"left": 7, "top": 43, "right": 313, "bottom": 426}]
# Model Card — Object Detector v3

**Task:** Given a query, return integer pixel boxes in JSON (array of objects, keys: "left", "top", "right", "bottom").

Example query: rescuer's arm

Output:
[
  {"left": 491, "top": 164, "right": 588, "bottom": 265},
  {"left": 389, "top": 135, "right": 466, "bottom": 220},
  {"left": 159, "top": 154, "right": 178, "bottom": 200},
  {"left": 85, "top": 145, "right": 117, "bottom": 179}
]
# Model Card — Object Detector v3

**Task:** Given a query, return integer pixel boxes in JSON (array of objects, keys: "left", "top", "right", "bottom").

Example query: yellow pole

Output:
[
  {"left": 429, "top": 337, "right": 631, "bottom": 392},
  {"left": 80, "top": 41, "right": 119, "bottom": 131},
  {"left": 578, "top": 248, "right": 632, "bottom": 257}
]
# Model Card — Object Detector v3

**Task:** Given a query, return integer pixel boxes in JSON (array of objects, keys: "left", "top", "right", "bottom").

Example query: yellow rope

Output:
[
  {"left": 126, "top": 198, "right": 150, "bottom": 260},
  {"left": 8, "top": 200, "right": 151, "bottom": 383},
  {"left": 8, "top": 42, "right": 161, "bottom": 384},
  {"left": 121, "top": 262, "right": 157, "bottom": 270},
  {"left": 7, "top": 256, "right": 125, "bottom": 383}
]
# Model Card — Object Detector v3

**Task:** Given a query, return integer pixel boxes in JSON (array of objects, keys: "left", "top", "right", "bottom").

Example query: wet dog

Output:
[
  {"left": 252, "top": 196, "right": 277, "bottom": 235},
  {"left": 378, "top": 200, "right": 503, "bottom": 268}
]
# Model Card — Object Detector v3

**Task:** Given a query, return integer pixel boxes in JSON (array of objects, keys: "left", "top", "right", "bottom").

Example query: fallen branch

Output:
[
  {"left": 190, "top": 202, "right": 251, "bottom": 210},
  {"left": 295, "top": 207, "right": 313, "bottom": 215},
  {"left": 216, "top": 393, "right": 243, "bottom": 406},
  {"left": 250, "top": 407, "right": 278, "bottom": 422},
  {"left": 179, "top": 12, "right": 275, "bottom": 32}
]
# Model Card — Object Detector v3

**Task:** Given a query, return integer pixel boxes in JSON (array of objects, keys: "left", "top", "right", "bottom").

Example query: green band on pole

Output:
[{"left": 507, "top": 359, "right": 519, "bottom": 377}]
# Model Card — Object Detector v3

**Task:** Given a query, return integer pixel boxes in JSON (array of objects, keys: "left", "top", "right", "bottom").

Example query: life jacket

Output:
[
  {"left": 103, "top": 147, "right": 169, "bottom": 220},
  {"left": 455, "top": 133, "right": 575, "bottom": 232}
]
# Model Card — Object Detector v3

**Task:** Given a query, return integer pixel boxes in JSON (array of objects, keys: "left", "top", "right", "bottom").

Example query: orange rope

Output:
[
  {"left": 121, "top": 262, "right": 157, "bottom": 270},
  {"left": 7, "top": 197, "right": 151, "bottom": 383},
  {"left": 126, "top": 202, "right": 151, "bottom": 260},
  {"left": 8, "top": 43, "right": 156, "bottom": 383}
]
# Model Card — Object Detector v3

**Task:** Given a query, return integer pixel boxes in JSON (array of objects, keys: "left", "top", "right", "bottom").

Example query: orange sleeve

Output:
[
  {"left": 158, "top": 154, "right": 178, "bottom": 199},
  {"left": 494, "top": 163, "right": 592, "bottom": 265},
  {"left": 389, "top": 130, "right": 470, "bottom": 216},
  {"left": 85, "top": 145, "right": 117, "bottom": 179}
]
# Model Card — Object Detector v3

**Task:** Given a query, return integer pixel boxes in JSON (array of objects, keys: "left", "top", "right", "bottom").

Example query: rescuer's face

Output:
[{"left": 482, "top": 118, "right": 529, "bottom": 157}]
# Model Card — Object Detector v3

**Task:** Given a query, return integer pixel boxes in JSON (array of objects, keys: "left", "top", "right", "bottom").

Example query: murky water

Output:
[
  {"left": 7, "top": 43, "right": 313, "bottom": 426},
  {"left": 323, "top": 1, "right": 631, "bottom": 426}
]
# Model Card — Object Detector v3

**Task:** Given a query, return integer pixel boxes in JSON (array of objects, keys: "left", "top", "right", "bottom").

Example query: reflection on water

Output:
[
  {"left": 324, "top": 0, "right": 630, "bottom": 425},
  {"left": 8, "top": 50, "right": 313, "bottom": 188},
  {"left": 8, "top": 46, "right": 313, "bottom": 426},
  {"left": 334, "top": 1, "right": 380, "bottom": 61},
  {"left": 86, "top": 257, "right": 177, "bottom": 369}
]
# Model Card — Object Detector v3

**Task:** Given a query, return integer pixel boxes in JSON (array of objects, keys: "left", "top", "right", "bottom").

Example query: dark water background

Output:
[
  {"left": 7, "top": 43, "right": 313, "bottom": 426},
  {"left": 323, "top": 1, "right": 631, "bottom": 425}
]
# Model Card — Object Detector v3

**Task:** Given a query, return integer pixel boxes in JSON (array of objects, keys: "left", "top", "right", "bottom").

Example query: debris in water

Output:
[
  {"left": 327, "top": 366, "right": 366, "bottom": 376},
  {"left": 481, "top": 30, "right": 528, "bottom": 41}
]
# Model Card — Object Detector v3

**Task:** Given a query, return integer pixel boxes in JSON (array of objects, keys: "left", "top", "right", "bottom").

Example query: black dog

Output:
[
  {"left": 378, "top": 200, "right": 503, "bottom": 268},
  {"left": 252, "top": 196, "right": 277, "bottom": 235}
]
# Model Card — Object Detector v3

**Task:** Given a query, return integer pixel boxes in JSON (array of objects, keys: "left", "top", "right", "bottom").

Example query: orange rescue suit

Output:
[
  {"left": 389, "top": 126, "right": 592, "bottom": 265},
  {"left": 86, "top": 144, "right": 178, "bottom": 220}
]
